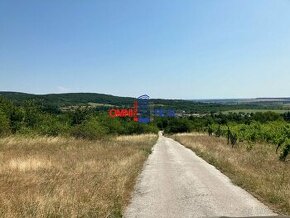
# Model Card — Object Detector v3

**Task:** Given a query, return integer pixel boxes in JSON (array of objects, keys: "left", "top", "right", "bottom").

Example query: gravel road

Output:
[{"left": 125, "top": 133, "right": 277, "bottom": 218}]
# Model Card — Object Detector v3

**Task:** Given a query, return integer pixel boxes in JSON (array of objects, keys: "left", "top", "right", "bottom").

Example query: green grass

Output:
[{"left": 223, "top": 109, "right": 290, "bottom": 114}]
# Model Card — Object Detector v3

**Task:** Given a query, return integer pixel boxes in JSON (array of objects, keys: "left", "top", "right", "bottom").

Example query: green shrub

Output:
[
  {"left": 143, "top": 123, "right": 159, "bottom": 134},
  {"left": 215, "top": 125, "right": 222, "bottom": 137},
  {"left": 38, "top": 114, "right": 69, "bottom": 136},
  {"left": 70, "top": 117, "right": 109, "bottom": 140},
  {"left": 164, "top": 118, "right": 191, "bottom": 134},
  {"left": 208, "top": 126, "right": 213, "bottom": 136},
  {"left": 10, "top": 107, "right": 24, "bottom": 133},
  {"left": 279, "top": 141, "right": 290, "bottom": 161},
  {"left": 0, "top": 109, "right": 11, "bottom": 136},
  {"left": 97, "top": 115, "right": 126, "bottom": 135},
  {"left": 22, "top": 100, "right": 43, "bottom": 128}
]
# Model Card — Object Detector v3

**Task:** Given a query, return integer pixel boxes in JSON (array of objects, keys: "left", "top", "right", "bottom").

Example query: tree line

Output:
[
  {"left": 0, "top": 96, "right": 158, "bottom": 139},
  {"left": 1, "top": 95, "right": 289, "bottom": 161}
]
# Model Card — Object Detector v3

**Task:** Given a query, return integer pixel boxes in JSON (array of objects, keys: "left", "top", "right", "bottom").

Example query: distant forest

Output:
[{"left": 0, "top": 91, "right": 288, "bottom": 114}]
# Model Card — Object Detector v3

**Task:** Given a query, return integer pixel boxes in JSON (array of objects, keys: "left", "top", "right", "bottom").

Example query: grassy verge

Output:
[
  {"left": 0, "top": 134, "right": 157, "bottom": 217},
  {"left": 172, "top": 133, "right": 290, "bottom": 215}
]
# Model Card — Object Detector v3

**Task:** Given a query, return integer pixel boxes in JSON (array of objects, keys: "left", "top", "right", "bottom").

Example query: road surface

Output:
[{"left": 125, "top": 133, "right": 276, "bottom": 218}]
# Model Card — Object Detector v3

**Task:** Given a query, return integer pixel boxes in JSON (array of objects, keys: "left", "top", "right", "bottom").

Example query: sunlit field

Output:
[{"left": 0, "top": 134, "right": 157, "bottom": 217}]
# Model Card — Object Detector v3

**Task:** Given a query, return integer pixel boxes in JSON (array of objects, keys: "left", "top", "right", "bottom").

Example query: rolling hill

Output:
[{"left": 1, "top": 91, "right": 289, "bottom": 113}]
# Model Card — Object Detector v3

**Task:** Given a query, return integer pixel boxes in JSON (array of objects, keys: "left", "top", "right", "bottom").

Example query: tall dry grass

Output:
[
  {"left": 0, "top": 134, "right": 157, "bottom": 217},
  {"left": 173, "top": 133, "right": 290, "bottom": 215}
]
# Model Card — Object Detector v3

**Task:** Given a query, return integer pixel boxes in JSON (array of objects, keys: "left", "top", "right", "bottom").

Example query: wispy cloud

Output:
[{"left": 57, "top": 86, "right": 71, "bottom": 93}]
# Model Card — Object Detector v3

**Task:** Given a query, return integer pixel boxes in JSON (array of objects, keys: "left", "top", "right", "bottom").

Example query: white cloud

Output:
[{"left": 57, "top": 86, "right": 71, "bottom": 93}]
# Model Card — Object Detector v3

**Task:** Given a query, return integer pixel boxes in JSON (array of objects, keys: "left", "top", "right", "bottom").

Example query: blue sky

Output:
[{"left": 1, "top": 0, "right": 290, "bottom": 99}]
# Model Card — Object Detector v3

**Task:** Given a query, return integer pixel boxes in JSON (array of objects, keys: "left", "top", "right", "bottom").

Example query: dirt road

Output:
[{"left": 125, "top": 133, "right": 276, "bottom": 218}]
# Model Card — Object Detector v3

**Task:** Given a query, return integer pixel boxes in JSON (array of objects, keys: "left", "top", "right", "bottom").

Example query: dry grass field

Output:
[
  {"left": 0, "top": 134, "right": 157, "bottom": 217},
  {"left": 173, "top": 133, "right": 290, "bottom": 215}
]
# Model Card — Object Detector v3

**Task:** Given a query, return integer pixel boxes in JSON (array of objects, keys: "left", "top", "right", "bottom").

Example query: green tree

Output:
[
  {"left": 70, "top": 116, "right": 109, "bottom": 140},
  {"left": 0, "top": 109, "right": 10, "bottom": 136}
]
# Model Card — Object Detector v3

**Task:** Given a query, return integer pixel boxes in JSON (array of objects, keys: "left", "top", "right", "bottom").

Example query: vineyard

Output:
[
  {"left": 208, "top": 121, "right": 290, "bottom": 161},
  {"left": 160, "top": 112, "right": 290, "bottom": 162}
]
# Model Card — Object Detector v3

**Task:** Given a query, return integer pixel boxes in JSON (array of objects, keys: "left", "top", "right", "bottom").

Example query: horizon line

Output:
[{"left": 0, "top": 90, "right": 290, "bottom": 101}]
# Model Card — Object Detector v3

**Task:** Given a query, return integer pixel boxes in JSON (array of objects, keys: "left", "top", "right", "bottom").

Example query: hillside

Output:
[
  {"left": 0, "top": 91, "right": 288, "bottom": 113},
  {"left": 0, "top": 91, "right": 221, "bottom": 113},
  {"left": 0, "top": 92, "right": 134, "bottom": 107}
]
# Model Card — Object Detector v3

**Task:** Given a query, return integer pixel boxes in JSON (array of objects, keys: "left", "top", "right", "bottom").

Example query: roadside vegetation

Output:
[
  {"left": 160, "top": 111, "right": 290, "bottom": 214},
  {"left": 160, "top": 111, "right": 290, "bottom": 161},
  {"left": 160, "top": 111, "right": 290, "bottom": 215},
  {"left": 0, "top": 134, "right": 157, "bottom": 217},
  {"left": 172, "top": 133, "right": 290, "bottom": 215}
]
